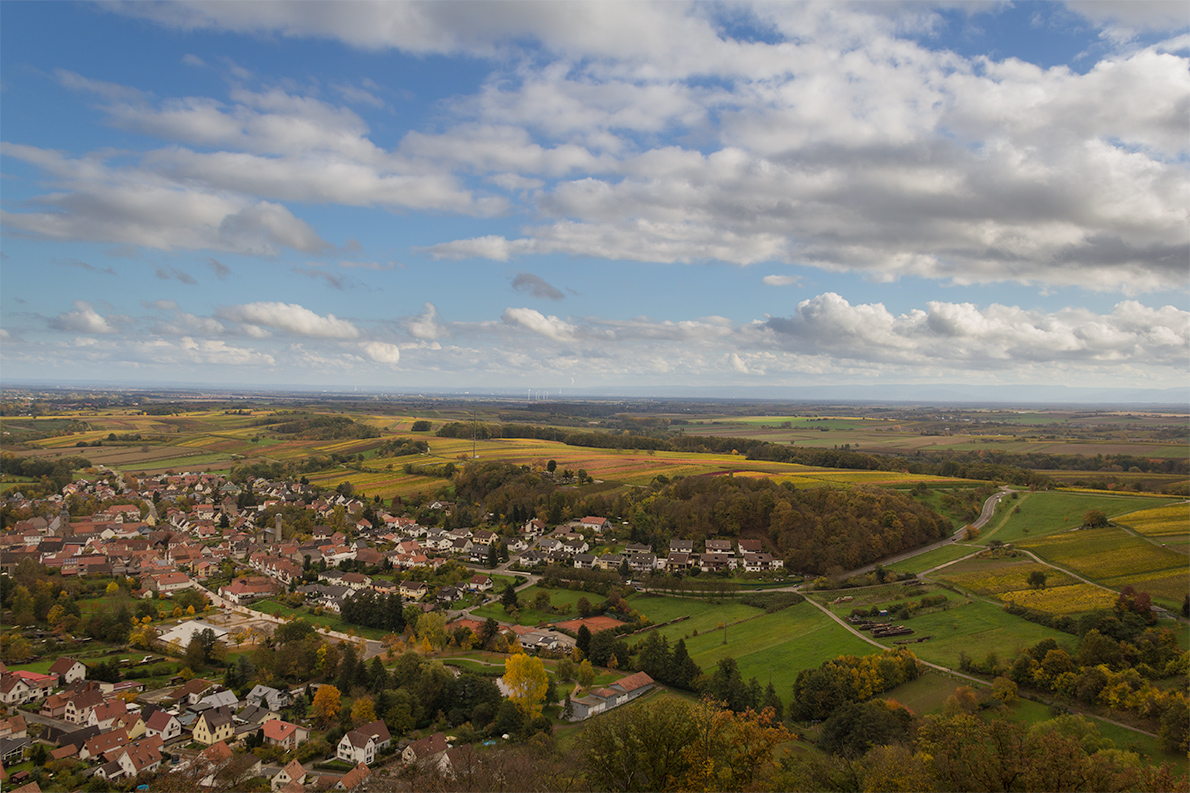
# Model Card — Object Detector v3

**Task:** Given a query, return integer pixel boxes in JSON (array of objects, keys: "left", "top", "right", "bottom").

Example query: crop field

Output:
[
  {"left": 976, "top": 491, "right": 1180, "bottom": 545},
  {"left": 936, "top": 556, "right": 1079, "bottom": 595},
  {"left": 1017, "top": 527, "right": 1187, "bottom": 587},
  {"left": 1001, "top": 583, "right": 1118, "bottom": 614},
  {"left": 1115, "top": 502, "right": 1190, "bottom": 550},
  {"left": 867, "top": 599, "right": 1077, "bottom": 669}
]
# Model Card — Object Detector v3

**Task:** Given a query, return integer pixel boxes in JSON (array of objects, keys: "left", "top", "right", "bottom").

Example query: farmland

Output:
[{"left": 1017, "top": 526, "right": 1190, "bottom": 609}]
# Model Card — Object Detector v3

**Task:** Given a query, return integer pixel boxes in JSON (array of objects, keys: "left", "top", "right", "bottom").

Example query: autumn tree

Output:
[
  {"left": 313, "top": 684, "right": 342, "bottom": 726},
  {"left": 351, "top": 695, "right": 376, "bottom": 725},
  {"left": 503, "top": 653, "right": 549, "bottom": 720}
]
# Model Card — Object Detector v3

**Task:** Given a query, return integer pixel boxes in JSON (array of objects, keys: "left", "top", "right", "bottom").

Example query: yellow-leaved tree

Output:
[
  {"left": 351, "top": 696, "right": 376, "bottom": 725},
  {"left": 313, "top": 684, "right": 342, "bottom": 726},
  {"left": 503, "top": 653, "right": 549, "bottom": 720}
]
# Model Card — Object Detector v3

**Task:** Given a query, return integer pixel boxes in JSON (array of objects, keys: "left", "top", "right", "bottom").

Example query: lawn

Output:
[
  {"left": 247, "top": 599, "right": 388, "bottom": 640},
  {"left": 884, "top": 671, "right": 964, "bottom": 715},
  {"left": 866, "top": 599, "right": 1077, "bottom": 670}
]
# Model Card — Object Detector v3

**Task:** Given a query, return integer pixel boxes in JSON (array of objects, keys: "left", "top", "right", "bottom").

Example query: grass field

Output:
[
  {"left": 625, "top": 594, "right": 882, "bottom": 708},
  {"left": 885, "top": 544, "right": 979, "bottom": 574},
  {"left": 247, "top": 599, "right": 388, "bottom": 640},
  {"left": 865, "top": 599, "right": 1078, "bottom": 669},
  {"left": 976, "top": 491, "right": 1180, "bottom": 545},
  {"left": 630, "top": 594, "right": 764, "bottom": 639}
]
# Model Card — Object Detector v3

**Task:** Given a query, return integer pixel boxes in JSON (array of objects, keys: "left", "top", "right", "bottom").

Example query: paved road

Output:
[{"left": 843, "top": 487, "right": 1016, "bottom": 579}]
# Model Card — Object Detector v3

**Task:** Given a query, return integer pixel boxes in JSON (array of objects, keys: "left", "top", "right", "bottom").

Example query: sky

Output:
[{"left": 1, "top": 1, "right": 1188, "bottom": 395}]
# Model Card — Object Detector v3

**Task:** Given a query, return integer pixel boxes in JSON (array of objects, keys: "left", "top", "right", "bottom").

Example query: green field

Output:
[
  {"left": 866, "top": 599, "right": 1077, "bottom": 669},
  {"left": 885, "top": 544, "right": 979, "bottom": 574},
  {"left": 977, "top": 491, "right": 1179, "bottom": 545},
  {"left": 247, "top": 599, "right": 387, "bottom": 640},
  {"left": 630, "top": 594, "right": 765, "bottom": 639},
  {"left": 677, "top": 602, "right": 879, "bottom": 707}
]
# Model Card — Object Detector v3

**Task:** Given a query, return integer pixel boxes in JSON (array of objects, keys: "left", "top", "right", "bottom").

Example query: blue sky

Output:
[{"left": 2, "top": 1, "right": 1187, "bottom": 392}]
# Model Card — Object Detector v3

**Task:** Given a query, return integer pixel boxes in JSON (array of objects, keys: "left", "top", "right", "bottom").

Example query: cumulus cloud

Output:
[
  {"left": 50, "top": 302, "right": 117, "bottom": 334},
  {"left": 361, "top": 340, "right": 401, "bottom": 364},
  {"left": 405, "top": 303, "right": 447, "bottom": 341},
  {"left": 511, "top": 272, "right": 564, "bottom": 300},
  {"left": 501, "top": 307, "right": 577, "bottom": 341},
  {"left": 216, "top": 302, "right": 360, "bottom": 338}
]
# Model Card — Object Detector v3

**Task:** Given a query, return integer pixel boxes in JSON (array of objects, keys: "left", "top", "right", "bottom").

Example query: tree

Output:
[
  {"left": 577, "top": 659, "right": 596, "bottom": 688},
  {"left": 503, "top": 653, "right": 549, "bottom": 721},
  {"left": 313, "top": 684, "right": 342, "bottom": 726},
  {"left": 547, "top": 460, "right": 557, "bottom": 474},
  {"left": 1027, "top": 570, "right": 1048, "bottom": 590},
  {"left": 501, "top": 583, "right": 519, "bottom": 613},
  {"left": 351, "top": 696, "right": 376, "bottom": 725},
  {"left": 1082, "top": 509, "right": 1108, "bottom": 528},
  {"left": 576, "top": 624, "right": 592, "bottom": 659},
  {"left": 487, "top": 543, "right": 499, "bottom": 569},
  {"left": 577, "top": 596, "right": 592, "bottom": 618}
]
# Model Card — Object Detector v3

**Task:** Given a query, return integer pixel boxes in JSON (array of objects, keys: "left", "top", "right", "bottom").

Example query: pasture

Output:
[
  {"left": 676, "top": 601, "right": 880, "bottom": 707},
  {"left": 865, "top": 599, "right": 1078, "bottom": 669}
]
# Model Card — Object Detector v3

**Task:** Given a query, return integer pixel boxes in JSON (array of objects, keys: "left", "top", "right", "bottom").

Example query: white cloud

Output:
[
  {"left": 762, "top": 274, "right": 799, "bottom": 286},
  {"left": 216, "top": 302, "right": 360, "bottom": 338},
  {"left": 361, "top": 341, "right": 401, "bottom": 364},
  {"left": 50, "top": 302, "right": 116, "bottom": 334},
  {"left": 406, "top": 303, "right": 448, "bottom": 341},
  {"left": 501, "top": 307, "right": 577, "bottom": 342}
]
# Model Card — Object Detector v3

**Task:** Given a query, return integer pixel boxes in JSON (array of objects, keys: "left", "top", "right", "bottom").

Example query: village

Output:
[{"left": 0, "top": 466, "right": 788, "bottom": 792}]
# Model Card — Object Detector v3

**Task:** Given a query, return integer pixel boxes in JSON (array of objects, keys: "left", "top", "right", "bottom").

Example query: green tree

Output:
[{"left": 1027, "top": 570, "right": 1048, "bottom": 589}]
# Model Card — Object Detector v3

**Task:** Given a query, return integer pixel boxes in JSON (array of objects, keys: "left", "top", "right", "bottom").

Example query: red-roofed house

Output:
[{"left": 262, "top": 719, "right": 308, "bottom": 751}]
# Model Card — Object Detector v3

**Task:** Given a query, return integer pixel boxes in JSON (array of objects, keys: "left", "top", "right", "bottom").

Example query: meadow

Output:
[{"left": 865, "top": 599, "right": 1078, "bottom": 669}]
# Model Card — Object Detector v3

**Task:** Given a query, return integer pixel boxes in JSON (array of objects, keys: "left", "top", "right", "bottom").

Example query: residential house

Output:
[
  {"left": 144, "top": 710, "right": 182, "bottom": 742},
  {"left": 0, "top": 715, "right": 27, "bottom": 740},
  {"left": 401, "top": 731, "right": 449, "bottom": 770},
  {"left": 245, "top": 684, "right": 291, "bottom": 712},
  {"left": 63, "top": 690, "right": 105, "bottom": 724},
  {"left": 335, "top": 762, "right": 371, "bottom": 791},
  {"left": 262, "top": 720, "right": 307, "bottom": 752},
  {"left": 580, "top": 516, "right": 611, "bottom": 533},
  {"left": 78, "top": 730, "right": 130, "bottom": 762},
  {"left": 271, "top": 758, "right": 307, "bottom": 792},
  {"left": 336, "top": 719, "right": 391, "bottom": 765},
  {"left": 48, "top": 657, "right": 87, "bottom": 685},
  {"left": 399, "top": 581, "right": 428, "bottom": 601},
  {"left": 193, "top": 706, "right": 235, "bottom": 746}
]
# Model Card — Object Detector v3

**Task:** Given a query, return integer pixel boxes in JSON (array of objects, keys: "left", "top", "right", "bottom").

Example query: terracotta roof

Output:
[{"left": 613, "top": 671, "right": 655, "bottom": 693}]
